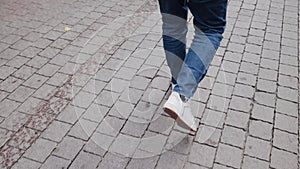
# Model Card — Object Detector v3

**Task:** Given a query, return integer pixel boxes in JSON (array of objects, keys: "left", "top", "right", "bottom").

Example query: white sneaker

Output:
[{"left": 163, "top": 92, "right": 197, "bottom": 132}]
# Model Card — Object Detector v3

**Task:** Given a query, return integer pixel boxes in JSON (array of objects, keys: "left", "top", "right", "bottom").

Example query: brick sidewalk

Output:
[{"left": 0, "top": 0, "right": 299, "bottom": 168}]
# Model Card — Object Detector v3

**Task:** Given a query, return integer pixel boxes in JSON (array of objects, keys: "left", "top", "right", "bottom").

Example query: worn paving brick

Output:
[
  {"left": 201, "top": 109, "right": 226, "bottom": 129},
  {"left": 270, "top": 147, "right": 298, "bottom": 169},
  {"left": 11, "top": 157, "right": 41, "bottom": 169},
  {"left": 40, "top": 155, "right": 71, "bottom": 169},
  {"left": 273, "top": 129, "right": 298, "bottom": 153},
  {"left": 242, "top": 156, "right": 269, "bottom": 169},
  {"left": 244, "top": 136, "right": 271, "bottom": 161},
  {"left": 97, "top": 152, "right": 129, "bottom": 169},
  {"left": 84, "top": 132, "right": 114, "bottom": 157},
  {"left": 188, "top": 142, "right": 216, "bottom": 168},
  {"left": 52, "top": 136, "right": 84, "bottom": 160},
  {"left": 215, "top": 143, "right": 243, "bottom": 168},
  {"left": 23, "top": 138, "right": 56, "bottom": 163},
  {"left": 221, "top": 125, "right": 246, "bottom": 148},
  {"left": 276, "top": 98, "right": 298, "bottom": 117},
  {"left": 274, "top": 113, "right": 298, "bottom": 134},
  {"left": 249, "top": 120, "right": 273, "bottom": 141},
  {"left": 41, "top": 120, "right": 71, "bottom": 142},
  {"left": 68, "top": 118, "right": 98, "bottom": 141},
  {"left": 69, "top": 151, "right": 101, "bottom": 169},
  {"left": 156, "top": 150, "right": 187, "bottom": 169}
]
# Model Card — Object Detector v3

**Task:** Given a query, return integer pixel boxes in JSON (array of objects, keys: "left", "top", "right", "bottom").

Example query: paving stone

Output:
[
  {"left": 274, "top": 113, "right": 298, "bottom": 134},
  {"left": 257, "top": 78, "right": 277, "bottom": 93},
  {"left": 110, "top": 133, "right": 140, "bottom": 157},
  {"left": 82, "top": 103, "right": 108, "bottom": 122},
  {"left": 105, "top": 78, "right": 130, "bottom": 93},
  {"left": 229, "top": 96, "right": 252, "bottom": 113},
  {"left": 260, "top": 58, "right": 279, "bottom": 70},
  {"left": 69, "top": 151, "right": 101, "bottom": 169},
  {"left": 240, "top": 61, "right": 259, "bottom": 75},
  {"left": 41, "top": 120, "right": 71, "bottom": 142},
  {"left": 279, "top": 64, "right": 298, "bottom": 77},
  {"left": 121, "top": 117, "right": 148, "bottom": 138},
  {"left": 11, "top": 157, "right": 41, "bottom": 169},
  {"left": 46, "top": 72, "right": 69, "bottom": 86},
  {"left": 0, "top": 48, "right": 20, "bottom": 60},
  {"left": 0, "top": 65, "right": 17, "bottom": 80},
  {"left": 95, "top": 90, "right": 119, "bottom": 107},
  {"left": 211, "top": 82, "right": 234, "bottom": 98},
  {"left": 37, "top": 64, "right": 60, "bottom": 77},
  {"left": 0, "top": 99, "right": 20, "bottom": 118},
  {"left": 68, "top": 118, "right": 98, "bottom": 140},
  {"left": 97, "top": 152, "right": 129, "bottom": 169},
  {"left": 254, "top": 92, "right": 276, "bottom": 107},
  {"left": 242, "top": 156, "right": 269, "bottom": 169},
  {"left": 276, "top": 98, "right": 298, "bottom": 117},
  {"left": 278, "top": 74, "right": 298, "bottom": 89},
  {"left": 138, "top": 133, "right": 167, "bottom": 155},
  {"left": 221, "top": 125, "right": 246, "bottom": 148},
  {"left": 115, "top": 67, "right": 137, "bottom": 80},
  {"left": 23, "top": 74, "right": 48, "bottom": 89},
  {"left": 225, "top": 110, "right": 249, "bottom": 129},
  {"left": 24, "top": 138, "right": 56, "bottom": 162},
  {"left": 156, "top": 150, "right": 187, "bottom": 169},
  {"left": 129, "top": 75, "right": 151, "bottom": 90},
  {"left": 56, "top": 105, "right": 85, "bottom": 124},
  {"left": 236, "top": 72, "right": 256, "bottom": 86},
  {"left": 148, "top": 115, "right": 174, "bottom": 135},
  {"left": 201, "top": 109, "right": 226, "bottom": 129},
  {"left": 84, "top": 132, "right": 114, "bottom": 157},
  {"left": 249, "top": 120, "right": 272, "bottom": 140},
  {"left": 188, "top": 143, "right": 216, "bottom": 168},
  {"left": 40, "top": 155, "right": 70, "bottom": 169},
  {"left": 277, "top": 86, "right": 298, "bottom": 102},
  {"left": 72, "top": 90, "right": 96, "bottom": 108},
  {"left": 109, "top": 100, "right": 134, "bottom": 119},
  {"left": 244, "top": 136, "right": 271, "bottom": 161},
  {"left": 141, "top": 88, "right": 165, "bottom": 105},
  {"left": 8, "top": 86, "right": 35, "bottom": 102},
  {"left": 232, "top": 83, "right": 255, "bottom": 98},
  {"left": 52, "top": 136, "right": 84, "bottom": 160},
  {"left": 215, "top": 143, "right": 243, "bottom": 168},
  {"left": 258, "top": 68, "right": 278, "bottom": 81},
  {"left": 216, "top": 71, "right": 237, "bottom": 86},
  {"left": 96, "top": 115, "right": 125, "bottom": 137},
  {"left": 207, "top": 95, "right": 230, "bottom": 113},
  {"left": 270, "top": 147, "right": 298, "bottom": 169},
  {"left": 6, "top": 56, "right": 30, "bottom": 68},
  {"left": 273, "top": 129, "right": 298, "bottom": 153},
  {"left": 126, "top": 156, "right": 159, "bottom": 169},
  {"left": 26, "top": 56, "right": 49, "bottom": 69}
]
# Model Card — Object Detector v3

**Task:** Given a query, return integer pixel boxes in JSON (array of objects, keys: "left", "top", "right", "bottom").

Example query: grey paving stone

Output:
[
  {"left": 84, "top": 132, "right": 114, "bottom": 157},
  {"left": 69, "top": 151, "right": 101, "bottom": 169},
  {"left": 225, "top": 110, "right": 249, "bottom": 129},
  {"left": 52, "top": 136, "right": 84, "bottom": 160},
  {"left": 221, "top": 125, "right": 246, "bottom": 148},
  {"left": 110, "top": 133, "right": 140, "bottom": 157},
  {"left": 201, "top": 109, "right": 226, "bottom": 129},
  {"left": 249, "top": 120, "right": 272, "bottom": 140},
  {"left": 46, "top": 72, "right": 69, "bottom": 87},
  {"left": 274, "top": 113, "right": 298, "bottom": 134},
  {"left": 121, "top": 117, "right": 148, "bottom": 138},
  {"left": 105, "top": 78, "right": 130, "bottom": 93},
  {"left": 279, "top": 64, "right": 298, "bottom": 77},
  {"left": 257, "top": 78, "right": 277, "bottom": 93},
  {"left": 6, "top": 56, "right": 30, "bottom": 68},
  {"left": 0, "top": 99, "right": 20, "bottom": 118},
  {"left": 278, "top": 74, "right": 298, "bottom": 89},
  {"left": 97, "top": 152, "right": 130, "bottom": 169},
  {"left": 216, "top": 71, "right": 237, "bottom": 86},
  {"left": 68, "top": 118, "right": 98, "bottom": 141},
  {"left": 244, "top": 136, "right": 271, "bottom": 161},
  {"left": 0, "top": 48, "right": 20, "bottom": 60},
  {"left": 126, "top": 156, "right": 159, "bottom": 169},
  {"left": 236, "top": 72, "right": 256, "bottom": 86},
  {"left": 0, "top": 65, "right": 17, "bottom": 80},
  {"left": 24, "top": 138, "right": 56, "bottom": 162},
  {"left": 11, "top": 157, "right": 41, "bottom": 169},
  {"left": 8, "top": 86, "right": 35, "bottom": 102},
  {"left": 276, "top": 98, "right": 298, "bottom": 117},
  {"left": 138, "top": 132, "right": 167, "bottom": 155},
  {"left": 40, "top": 155, "right": 70, "bottom": 169},
  {"left": 165, "top": 130, "right": 193, "bottom": 155},
  {"left": 41, "top": 120, "right": 71, "bottom": 142},
  {"left": 215, "top": 143, "right": 243, "bottom": 168},
  {"left": 26, "top": 56, "right": 49, "bottom": 69},
  {"left": 141, "top": 88, "right": 165, "bottom": 105},
  {"left": 50, "top": 54, "right": 71, "bottom": 66},
  {"left": 95, "top": 90, "right": 119, "bottom": 107},
  {"left": 242, "top": 156, "right": 269, "bottom": 169},
  {"left": 273, "top": 129, "right": 298, "bottom": 153},
  {"left": 188, "top": 143, "right": 216, "bottom": 168},
  {"left": 270, "top": 147, "right": 298, "bottom": 169},
  {"left": 254, "top": 92, "right": 276, "bottom": 107},
  {"left": 211, "top": 82, "right": 234, "bottom": 98},
  {"left": 229, "top": 96, "right": 252, "bottom": 113},
  {"left": 72, "top": 90, "right": 96, "bottom": 108},
  {"left": 233, "top": 83, "right": 255, "bottom": 98},
  {"left": 277, "top": 86, "right": 298, "bottom": 102},
  {"left": 96, "top": 115, "right": 125, "bottom": 137},
  {"left": 148, "top": 115, "right": 174, "bottom": 135},
  {"left": 56, "top": 105, "right": 85, "bottom": 124},
  {"left": 207, "top": 95, "right": 230, "bottom": 113},
  {"left": 37, "top": 64, "right": 60, "bottom": 77},
  {"left": 156, "top": 150, "right": 187, "bottom": 169}
]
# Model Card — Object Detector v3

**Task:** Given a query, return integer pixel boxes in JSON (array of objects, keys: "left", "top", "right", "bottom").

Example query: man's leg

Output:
[
  {"left": 175, "top": 0, "right": 228, "bottom": 99},
  {"left": 158, "top": 0, "right": 188, "bottom": 85}
]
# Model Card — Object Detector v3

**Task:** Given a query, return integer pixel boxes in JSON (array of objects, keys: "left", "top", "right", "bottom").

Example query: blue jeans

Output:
[{"left": 159, "top": 0, "right": 227, "bottom": 99}]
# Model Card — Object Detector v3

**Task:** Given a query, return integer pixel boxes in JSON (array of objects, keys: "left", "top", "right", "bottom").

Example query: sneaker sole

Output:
[{"left": 163, "top": 107, "right": 196, "bottom": 132}]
